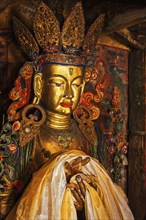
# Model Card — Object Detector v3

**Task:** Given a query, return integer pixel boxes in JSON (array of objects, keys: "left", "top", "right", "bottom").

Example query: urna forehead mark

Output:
[{"left": 69, "top": 68, "right": 73, "bottom": 75}]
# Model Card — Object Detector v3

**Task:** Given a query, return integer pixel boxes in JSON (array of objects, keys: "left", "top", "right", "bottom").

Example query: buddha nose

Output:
[{"left": 64, "top": 85, "right": 74, "bottom": 99}]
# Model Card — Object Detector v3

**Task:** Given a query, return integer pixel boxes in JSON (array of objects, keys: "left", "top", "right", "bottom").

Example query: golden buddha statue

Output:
[{"left": 0, "top": 1, "right": 134, "bottom": 219}]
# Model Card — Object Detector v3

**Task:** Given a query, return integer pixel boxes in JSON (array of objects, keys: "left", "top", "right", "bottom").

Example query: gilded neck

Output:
[{"left": 45, "top": 111, "right": 72, "bottom": 130}]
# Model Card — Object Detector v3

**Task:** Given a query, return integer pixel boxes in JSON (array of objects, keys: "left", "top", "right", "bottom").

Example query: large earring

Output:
[
  {"left": 19, "top": 104, "right": 46, "bottom": 147},
  {"left": 73, "top": 104, "right": 96, "bottom": 146}
]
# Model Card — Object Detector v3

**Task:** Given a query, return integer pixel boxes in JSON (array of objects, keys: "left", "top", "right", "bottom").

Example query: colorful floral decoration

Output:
[
  {"left": 0, "top": 121, "right": 23, "bottom": 194},
  {"left": 76, "top": 44, "right": 129, "bottom": 190},
  {"left": 0, "top": 119, "right": 33, "bottom": 218},
  {"left": 7, "top": 62, "right": 34, "bottom": 121},
  {"left": 81, "top": 67, "right": 103, "bottom": 119},
  {"left": 75, "top": 57, "right": 107, "bottom": 123},
  {"left": 105, "top": 86, "right": 128, "bottom": 190},
  {"left": 0, "top": 63, "right": 34, "bottom": 205},
  {"left": 93, "top": 45, "right": 129, "bottom": 191}
]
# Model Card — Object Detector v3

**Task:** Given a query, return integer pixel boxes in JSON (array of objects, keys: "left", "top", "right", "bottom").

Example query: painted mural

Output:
[{"left": 82, "top": 44, "right": 129, "bottom": 190}]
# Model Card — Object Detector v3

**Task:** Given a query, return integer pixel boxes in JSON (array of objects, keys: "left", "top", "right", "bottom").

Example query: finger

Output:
[
  {"left": 66, "top": 183, "right": 84, "bottom": 211},
  {"left": 88, "top": 175, "right": 97, "bottom": 190},
  {"left": 90, "top": 182, "right": 97, "bottom": 190},
  {"left": 71, "top": 156, "right": 82, "bottom": 167},
  {"left": 76, "top": 175, "right": 86, "bottom": 198},
  {"left": 74, "top": 201, "right": 83, "bottom": 211},
  {"left": 70, "top": 187, "right": 84, "bottom": 211},
  {"left": 66, "top": 183, "right": 79, "bottom": 191},
  {"left": 64, "top": 161, "right": 72, "bottom": 176},
  {"left": 81, "top": 157, "right": 90, "bottom": 166}
]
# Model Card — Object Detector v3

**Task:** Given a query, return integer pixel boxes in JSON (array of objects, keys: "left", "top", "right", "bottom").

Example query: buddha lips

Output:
[{"left": 60, "top": 102, "right": 72, "bottom": 108}]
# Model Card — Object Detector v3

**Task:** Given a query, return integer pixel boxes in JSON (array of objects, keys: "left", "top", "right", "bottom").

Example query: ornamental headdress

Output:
[
  {"left": 7, "top": 1, "right": 105, "bottom": 146},
  {"left": 12, "top": 1, "right": 104, "bottom": 67}
]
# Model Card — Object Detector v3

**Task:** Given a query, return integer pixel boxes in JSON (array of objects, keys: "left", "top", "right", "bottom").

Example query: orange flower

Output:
[
  {"left": 12, "top": 121, "right": 21, "bottom": 131},
  {"left": 117, "top": 142, "right": 124, "bottom": 149},
  {"left": 8, "top": 144, "right": 17, "bottom": 153}
]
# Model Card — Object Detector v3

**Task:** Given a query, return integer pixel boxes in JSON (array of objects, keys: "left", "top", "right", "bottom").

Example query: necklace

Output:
[
  {"left": 38, "top": 120, "right": 83, "bottom": 158},
  {"left": 42, "top": 123, "right": 76, "bottom": 149}
]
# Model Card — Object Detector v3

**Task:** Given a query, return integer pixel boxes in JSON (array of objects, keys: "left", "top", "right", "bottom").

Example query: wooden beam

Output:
[
  {"left": 104, "top": 7, "right": 146, "bottom": 34},
  {"left": 110, "top": 30, "right": 145, "bottom": 49}
]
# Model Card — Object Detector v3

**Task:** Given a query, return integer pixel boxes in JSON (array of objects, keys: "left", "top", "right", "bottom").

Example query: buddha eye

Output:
[
  {"left": 49, "top": 82, "right": 64, "bottom": 87},
  {"left": 72, "top": 83, "right": 82, "bottom": 88}
]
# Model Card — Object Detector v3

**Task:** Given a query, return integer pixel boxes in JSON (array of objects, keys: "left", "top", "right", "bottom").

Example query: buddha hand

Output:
[{"left": 64, "top": 156, "right": 96, "bottom": 210}]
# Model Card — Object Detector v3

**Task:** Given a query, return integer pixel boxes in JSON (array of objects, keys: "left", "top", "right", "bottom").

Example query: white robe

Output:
[{"left": 6, "top": 150, "right": 134, "bottom": 220}]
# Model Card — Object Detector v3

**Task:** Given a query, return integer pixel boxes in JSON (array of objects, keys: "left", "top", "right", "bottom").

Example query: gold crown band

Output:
[{"left": 35, "top": 54, "right": 85, "bottom": 70}]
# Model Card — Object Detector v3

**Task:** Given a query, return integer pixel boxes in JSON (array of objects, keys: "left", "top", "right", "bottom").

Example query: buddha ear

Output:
[{"left": 33, "top": 73, "right": 43, "bottom": 104}]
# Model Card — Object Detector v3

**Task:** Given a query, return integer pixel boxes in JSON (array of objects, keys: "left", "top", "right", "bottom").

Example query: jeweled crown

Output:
[{"left": 13, "top": 1, "right": 105, "bottom": 68}]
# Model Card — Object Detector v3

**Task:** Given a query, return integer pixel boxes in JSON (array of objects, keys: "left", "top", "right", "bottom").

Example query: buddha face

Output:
[{"left": 40, "top": 64, "right": 84, "bottom": 115}]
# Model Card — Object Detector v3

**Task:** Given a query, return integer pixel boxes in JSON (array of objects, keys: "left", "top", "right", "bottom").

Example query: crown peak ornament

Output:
[
  {"left": 13, "top": 1, "right": 105, "bottom": 66},
  {"left": 33, "top": 1, "right": 60, "bottom": 51}
]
